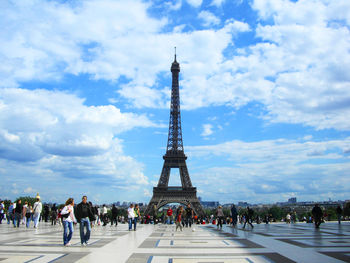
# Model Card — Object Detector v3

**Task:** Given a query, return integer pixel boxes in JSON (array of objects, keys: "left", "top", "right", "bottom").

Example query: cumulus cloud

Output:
[
  {"left": 1, "top": 0, "right": 350, "bottom": 203},
  {"left": 198, "top": 11, "right": 220, "bottom": 26},
  {"left": 201, "top": 124, "right": 214, "bottom": 137},
  {"left": 211, "top": 0, "right": 226, "bottom": 7},
  {"left": 188, "top": 137, "right": 350, "bottom": 203},
  {"left": 1, "top": 0, "right": 349, "bottom": 132},
  {"left": 164, "top": 0, "right": 182, "bottom": 11},
  {"left": 0, "top": 87, "right": 156, "bottom": 201},
  {"left": 186, "top": 0, "right": 202, "bottom": 8}
]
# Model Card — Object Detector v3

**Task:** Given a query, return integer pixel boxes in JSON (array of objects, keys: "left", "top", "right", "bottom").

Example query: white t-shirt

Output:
[
  {"left": 33, "top": 201, "right": 42, "bottom": 214},
  {"left": 127, "top": 207, "right": 135, "bottom": 219},
  {"left": 102, "top": 206, "right": 107, "bottom": 215},
  {"left": 61, "top": 205, "right": 76, "bottom": 223}
]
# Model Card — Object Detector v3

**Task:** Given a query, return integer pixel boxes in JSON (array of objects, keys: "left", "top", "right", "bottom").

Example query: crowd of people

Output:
[{"left": 0, "top": 195, "right": 346, "bottom": 246}]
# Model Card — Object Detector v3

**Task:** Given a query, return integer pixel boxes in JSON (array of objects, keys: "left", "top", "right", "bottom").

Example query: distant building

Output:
[
  {"left": 200, "top": 201, "right": 220, "bottom": 208},
  {"left": 238, "top": 201, "right": 250, "bottom": 207},
  {"left": 288, "top": 197, "right": 297, "bottom": 203}
]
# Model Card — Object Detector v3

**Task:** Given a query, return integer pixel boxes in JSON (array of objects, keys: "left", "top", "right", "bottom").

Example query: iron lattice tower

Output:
[{"left": 145, "top": 52, "right": 205, "bottom": 216}]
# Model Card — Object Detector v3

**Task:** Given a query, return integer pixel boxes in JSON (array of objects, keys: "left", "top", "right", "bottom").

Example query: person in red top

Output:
[{"left": 166, "top": 207, "right": 173, "bottom": 224}]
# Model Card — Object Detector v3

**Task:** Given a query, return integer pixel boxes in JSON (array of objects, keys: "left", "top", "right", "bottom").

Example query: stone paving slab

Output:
[{"left": 0, "top": 221, "right": 349, "bottom": 262}]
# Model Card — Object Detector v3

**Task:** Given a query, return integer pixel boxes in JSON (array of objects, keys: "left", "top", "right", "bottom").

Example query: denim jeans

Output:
[
  {"left": 63, "top": 220, "right": 74, "bottom": 245},
  {"left": 133, "top": 217, "right": 138, "bottom": 230},
  {"left": 26, "top": 216, "right": 31, "bottom": 228},
  {"left": 79, "top": 218, "right": 91, "bottom": 244},
  {"left": 185, "top": 217, "right": 192, "bottom": 227},
  {"left": 14, "top": 213, "right": 21, "bottom": 227},
  {"left": 128, "top": 218, "right": 134, "bottom": 230}
]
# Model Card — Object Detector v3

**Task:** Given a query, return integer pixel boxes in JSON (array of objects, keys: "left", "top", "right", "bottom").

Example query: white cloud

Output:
[
  {"left": 188, "top": 137, "right": 350, "bottom": 203},
  {"left": 143, "top": 189, "right": 152, "bottom": 197},
  {"left": 0, "top": 0, "right": 167, "bottom": 88},
  {"left": 24, "top": 187, "right": 34, "bottom": 194},
  {"left": 165, "top": 0, "right": 182, "bottom": 11},
  {"left": 201, "top": 124, "right": 214, "bottom": 137},
  {"left": 198, "top": 11, "right": 220, "bottom": 27},
  {"left": 0, "top": 87, "right": 156, "bottom": 201},
  {"left": 211, "top": 0, "right": 226, "bottom": 7},
  {"left": 186, "top": 0, "right": 202, "bottom": 8},
  {"left": 1, "top": 0, "right": 349, "bottom": 136},
  {"left": 180, "top": 0, "right": 350, "bottom": 131}
]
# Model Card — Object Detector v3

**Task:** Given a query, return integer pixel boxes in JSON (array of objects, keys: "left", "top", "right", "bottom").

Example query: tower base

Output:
[{"left": 144, "top": 187, "right": 205, "bottom": 217}]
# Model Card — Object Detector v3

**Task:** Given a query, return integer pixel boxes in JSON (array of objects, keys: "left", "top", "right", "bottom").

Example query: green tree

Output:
[
  {"left": 15, "top": 196, "right": 37, "bottom": 206},
  {"left": 344, "top": 202, "right": 350, "bottom": 216},
  {"left": 268, "top": 206, "right": 283, "bottom": 221}
]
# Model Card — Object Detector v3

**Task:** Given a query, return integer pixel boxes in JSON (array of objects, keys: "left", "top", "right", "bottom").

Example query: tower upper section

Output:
[{"left": 166, "top": 54, "right": 184, "bottom": 156}]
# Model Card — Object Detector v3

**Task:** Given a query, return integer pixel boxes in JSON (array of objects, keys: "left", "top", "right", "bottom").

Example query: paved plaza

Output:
[{"left": 0, "top": 221, "right": 349, "bottom": 263}]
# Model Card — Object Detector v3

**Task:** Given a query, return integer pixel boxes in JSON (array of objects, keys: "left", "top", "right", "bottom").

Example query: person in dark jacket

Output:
[
  {"left": 336, "top": 205, "right": 343, "bottom": 225},
  {"left": 75, "top": 196, "right": 94, "bottom": 246},
  {"left": 43, "top": 204, "right": 50, "bottom": 222},
  {"left": 111, "top": 204, "right": 119, "bottom": 226},
  {"left": 243, "top": 207, "right": 254, "bottom": 229},
  {"left": 311, "top": 204, "right": 323, "bottom": 228},
  {"left": 14, "top": 199, "right": 23, "bottom": 228},
  {"left": 51, "top": 204, "right": 58, "bottom": 225},
  {"left": 231, "top": 204, "right": 238, "bottom": 227}
]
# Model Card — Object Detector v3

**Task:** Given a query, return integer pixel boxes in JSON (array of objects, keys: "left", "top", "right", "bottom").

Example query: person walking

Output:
[
  {"left": 14, "top": 199, "right": 23, "bottom": 228},
  {"left": 7, "top": 202, "right": 15, "bottom": 225},
  {"left": 75, "top": 196, "right": 94, "bottom": 246},
  {"left": 216, "top": 205, "right": 224, "bottom": 230},
  {"left": 111, "top": 204, "right": 119, "bottom": 227},
  {"left": 61, "top": 198, "right": 76, "bottom": 246},
  {"left": 133, "top": 204, "right": 141, "bottom": 231},
  {"left": 312, "top": 204, "right": 323, "bottom": 229},
  {"left": 26, "top": 204, "right": 33, "bottom": 228},
  {"left": 243, "top": 207, "right": 254, "bottom": 229},
  {"left": 43, "top": 204, "right": 50, "bottom": 222},
  {"left": 22, "top": 201, "right": 28, "bottom": 226},
  {"left": 166, "top": 207, "right": 173, "bottom": 224},
  {"left": 51, "top": 204, "right": 58, "bottom": 225},
  {"left": 127, "top": 204, "right": 135, "bottom": 231},
  {"left": 101, "top": 204, "right": 108, "bottom": 226},
  {"left": 0, "top": 201, "right": 4, "bottom": 224},
  {"left": 185, "top": 204, "right": 194, "bottom": 228},
  {"left": 33, "top": 194, "right": 42, "bottom": 228},
  {"left": 152, "top": 204, "right": 158, "bottom": 225},
  {"left": 286, "top": 213, "right": 291, "bottom": 224},
  {"left": 230, "top": 204, "right": 238, "bottom": 227},
  {"left": 336, "top": 205, "right": 343, "bottom": 225},
  {"left": 175, "top": 207, "right": 183, "bottom": 231}
]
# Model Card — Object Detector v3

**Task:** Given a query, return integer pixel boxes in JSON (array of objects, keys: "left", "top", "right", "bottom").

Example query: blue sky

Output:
[{"left": 1, "top": 0, "right": 350, "bottom": 205}]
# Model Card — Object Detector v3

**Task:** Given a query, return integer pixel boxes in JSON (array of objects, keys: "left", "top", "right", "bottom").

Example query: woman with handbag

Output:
[
  {"left": 25, "top": 204, "right": 33, "bottom": 228},
  {"left": 61, "top": 198, "right": 77, "bottom": 246}
]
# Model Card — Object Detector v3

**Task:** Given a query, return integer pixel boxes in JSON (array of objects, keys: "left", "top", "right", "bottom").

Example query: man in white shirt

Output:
[
  {"left": 33, "top": 197, "right": 42, "bottom": 228},
  {"left": 127, "top": 204, "right": 135, "bottom": 231}
]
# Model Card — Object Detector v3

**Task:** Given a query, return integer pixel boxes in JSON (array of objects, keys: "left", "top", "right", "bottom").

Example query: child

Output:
[{"left": 176, "top": 210, "right": 183, "bottom": 231}]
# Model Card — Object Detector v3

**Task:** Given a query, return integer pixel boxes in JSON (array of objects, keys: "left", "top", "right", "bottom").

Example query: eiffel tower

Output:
[{"left": 145, "top": 51, "right": 205, "bottom": 217}]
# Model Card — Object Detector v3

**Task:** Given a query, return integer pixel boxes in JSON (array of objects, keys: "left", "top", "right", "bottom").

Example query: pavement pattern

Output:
[{"left": 0, "top": 221, "right": 349, "bottom": 262}]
